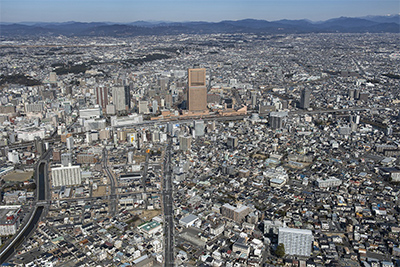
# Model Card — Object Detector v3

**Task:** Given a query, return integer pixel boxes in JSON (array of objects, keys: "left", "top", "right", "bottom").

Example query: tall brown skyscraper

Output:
[
  {"left": 95, "top": 86, "right": 108, "bottom": 109},
  {"left": 187, "top": 68, "right": 207, "bottom": 111}
]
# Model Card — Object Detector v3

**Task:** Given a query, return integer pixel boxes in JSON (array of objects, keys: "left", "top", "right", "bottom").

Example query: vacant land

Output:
[
  {"left": 2, "top": 171, "right": 34, "bottom": 182},
  {"left": 133, "top": 155, "right": 146, "bottom": 164},
  {"left": 92, "top": 185, "right": 108, "bottom": 197}
]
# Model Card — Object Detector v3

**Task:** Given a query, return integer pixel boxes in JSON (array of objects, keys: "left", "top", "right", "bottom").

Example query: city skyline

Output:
[{"left": 1, "top": 0, "right": 399, "bottom": 23}]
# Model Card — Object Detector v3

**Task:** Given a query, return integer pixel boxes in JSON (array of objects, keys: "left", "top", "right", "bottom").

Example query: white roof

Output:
[
  {"left": 180, "top": 214, "right": 198, "bottom": 224},
  {"left": 279, "top": 227, "right": 312, "bottom": 235}
]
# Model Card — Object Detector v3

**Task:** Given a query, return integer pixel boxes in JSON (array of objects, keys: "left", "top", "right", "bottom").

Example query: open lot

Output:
[
  {"left": 92, "top": 185, "right": 108, "bottom": 197},
  {"left": 133, "top": 155, "right": 146, "bottom": 164},
  {"left": 2, "top": 171, "right": 34, "bottom": 182}
]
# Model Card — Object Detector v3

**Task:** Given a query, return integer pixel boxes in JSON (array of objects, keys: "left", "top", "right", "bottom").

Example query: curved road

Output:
[{"left": 0, "top": 154, "right": 50, "bottom": 264}]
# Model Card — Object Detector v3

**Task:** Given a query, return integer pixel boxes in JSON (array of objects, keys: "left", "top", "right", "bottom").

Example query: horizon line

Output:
[{"left": 1, "top": 13, "right": 399, "bottom": 25}]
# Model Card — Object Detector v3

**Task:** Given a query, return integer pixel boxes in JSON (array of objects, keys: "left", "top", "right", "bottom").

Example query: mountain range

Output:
[{"left": 0, "top": 15, "right": 399, "bottom": 37}]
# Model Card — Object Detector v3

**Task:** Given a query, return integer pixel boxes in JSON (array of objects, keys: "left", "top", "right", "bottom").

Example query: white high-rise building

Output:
[
  {"left": 278, "top": 227, "right": 313, "bottom": 256},
  {"left": 7, "top": 151, "right": 19, "bottom": 164},
  {"left": 51, "top": 166, "right": 82, "bottom": 187},
  {"left": 179, "top": 135, "right": 192, "bottom": 151},
  {"left": 66, "top": 136, "right": 74, "bottom": 150},
  {"left": 194, "top": 120, "right": 205, "bottom": 137},
  {"left": 112, "top": 86, "right": 125, "bottom": 111}
]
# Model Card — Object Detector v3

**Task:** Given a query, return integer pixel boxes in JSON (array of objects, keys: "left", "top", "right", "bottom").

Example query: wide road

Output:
[
  {"left": 103, "top": 148, "right": 117, "bottom": 217},
  {"left": 0, "top": 207, "right": 44, "bottom": 264},
  {"left": 162, "top": 137, "right": 174, "bottom": 267},
  {"left": 142, "top": 152, "right": 150, "bottom": 209},
  {"left": 0, "top": 152, "right": 50, "bottom": 264}
]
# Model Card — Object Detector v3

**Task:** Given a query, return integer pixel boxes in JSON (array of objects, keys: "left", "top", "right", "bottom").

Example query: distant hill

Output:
[{"left": 1, "top": 15, "right": 398, "bottom": 37}]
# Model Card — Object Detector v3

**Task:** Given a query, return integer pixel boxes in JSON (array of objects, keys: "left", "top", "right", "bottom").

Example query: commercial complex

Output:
[{"left": 51, "top": 165, "right": 82, "bottom": 187}]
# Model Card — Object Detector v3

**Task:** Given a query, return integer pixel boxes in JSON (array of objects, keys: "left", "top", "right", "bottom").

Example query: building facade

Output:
[
  {"left": 269, "top": 111, "right": 288, "bottom": 130},
  {"left": 221, "top": 204, "right": 251, "bottom": 223},
  {"left": 112, "top": 86, "right": 130, "bottom": 112},
  {"left": 187, "top": 68, "right": 207, "bottom": 111},
  {"left": 300, "top": 89, "right": 311, "bottom": 109},
  {"left": 95, "top": 85, "right": 108, "bottom": 110}
]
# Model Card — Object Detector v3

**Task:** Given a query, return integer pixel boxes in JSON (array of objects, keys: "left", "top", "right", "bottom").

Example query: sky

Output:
[{"left": 1, "top": 0, "right": 399, "bottom": 23}]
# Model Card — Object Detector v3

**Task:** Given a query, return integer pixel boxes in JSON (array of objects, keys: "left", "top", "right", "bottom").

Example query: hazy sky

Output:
[{"left": 1, "top": 0, "right": 399, "bottom": 23}]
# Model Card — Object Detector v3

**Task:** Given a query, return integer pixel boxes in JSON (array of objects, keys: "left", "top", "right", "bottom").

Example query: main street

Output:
[
  {"left": 142, "top": 151, "right": 150, "bottom": 209},
  {"left": 162, "top": 137, "right": 175, "bottom": 267},
  {"left": 103, "top": 148, "right": 118, "bottom": 218}
]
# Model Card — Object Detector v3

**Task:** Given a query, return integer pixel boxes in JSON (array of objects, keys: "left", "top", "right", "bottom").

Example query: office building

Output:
[
  {"left": 112, "top": 86, "right": 125, "bottom": 112},
  {"left": 269, "top": 111, "right": 288, "bottom": 130},
  {"left": 95, "top": 85, "right": 108, "bottom": 109},
  {"left": 152, "top": 100, "right": 158, "bottom": 114},
  {"left": 179, "top": 135, "right": 192, "bottom": 151},
  {"left": 278, "top": 227, "right": 313, "bottom": 256},
  {"left": 66, "top": 136, "right": 74, "bottom": 150},
  {"left": 124, "top": 85, "right": 131, "bottom": 110},
  {"left": 194, "top": 120, "right": 205, "bottom": 137},
  {"left": 299, "top": 89, "right": 311, "bottom": 109},
  {"left": 221, "top": 204, "right": 251, "bottom": 223},
  {"left": 227, "top": 136, "right": 238, "bottom": 148},
  {"left": 138, "top": 101, "right": 149, "bottom": 114},
  {"left": 61, "top": 153, "right": 72, "bottom": 167},
  {"left": 187, "top": 68, "right": 207, "bottom": 111},
  {"left": 251, "top": 91, "right": 257, "bottom": 107},
  {"left": 51, "top": 165, "right": 82, "bottom": 187},
  {"left": 112, "top": 86, "right": 130, "bottom": 112}
]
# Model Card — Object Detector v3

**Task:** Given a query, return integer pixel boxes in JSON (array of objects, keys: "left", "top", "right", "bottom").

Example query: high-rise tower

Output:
[
  {"left": 124, "top": 85, "right": 131, "bottom": 110},
  {"left": 299, "top": 89, "right": 311, "bottom": 109},
  {"left": 187, "top": 68, "right": 207, "bottom": 111},
  {"left": 112, "top": 86, "right": 130, "bottom": 112},
  {"left": 95, "top": 85, "right": 108, "bottom": 109}
]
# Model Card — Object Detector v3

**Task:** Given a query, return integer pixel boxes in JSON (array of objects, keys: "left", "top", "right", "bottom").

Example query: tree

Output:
[{"left": 276, "top": 243, "right": 285, "bottom": 258}]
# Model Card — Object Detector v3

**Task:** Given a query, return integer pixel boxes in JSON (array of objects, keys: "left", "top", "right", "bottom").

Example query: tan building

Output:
[
  {"left": 76, "top": 154, "right": 97, "bottom": 164},
  {"left": 221, "top": 204, "right": 251, "bottom": 223},
  {"left": 187, "top": 68, "right": 207, "bottom": 111},
  {"left": 52, "top": 149, "right": 61, "bottom": 162}
]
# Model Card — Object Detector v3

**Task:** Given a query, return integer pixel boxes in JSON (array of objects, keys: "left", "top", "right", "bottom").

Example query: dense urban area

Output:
[{"left": 0, "top": 32, "right": 399, "bottom": 267}]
